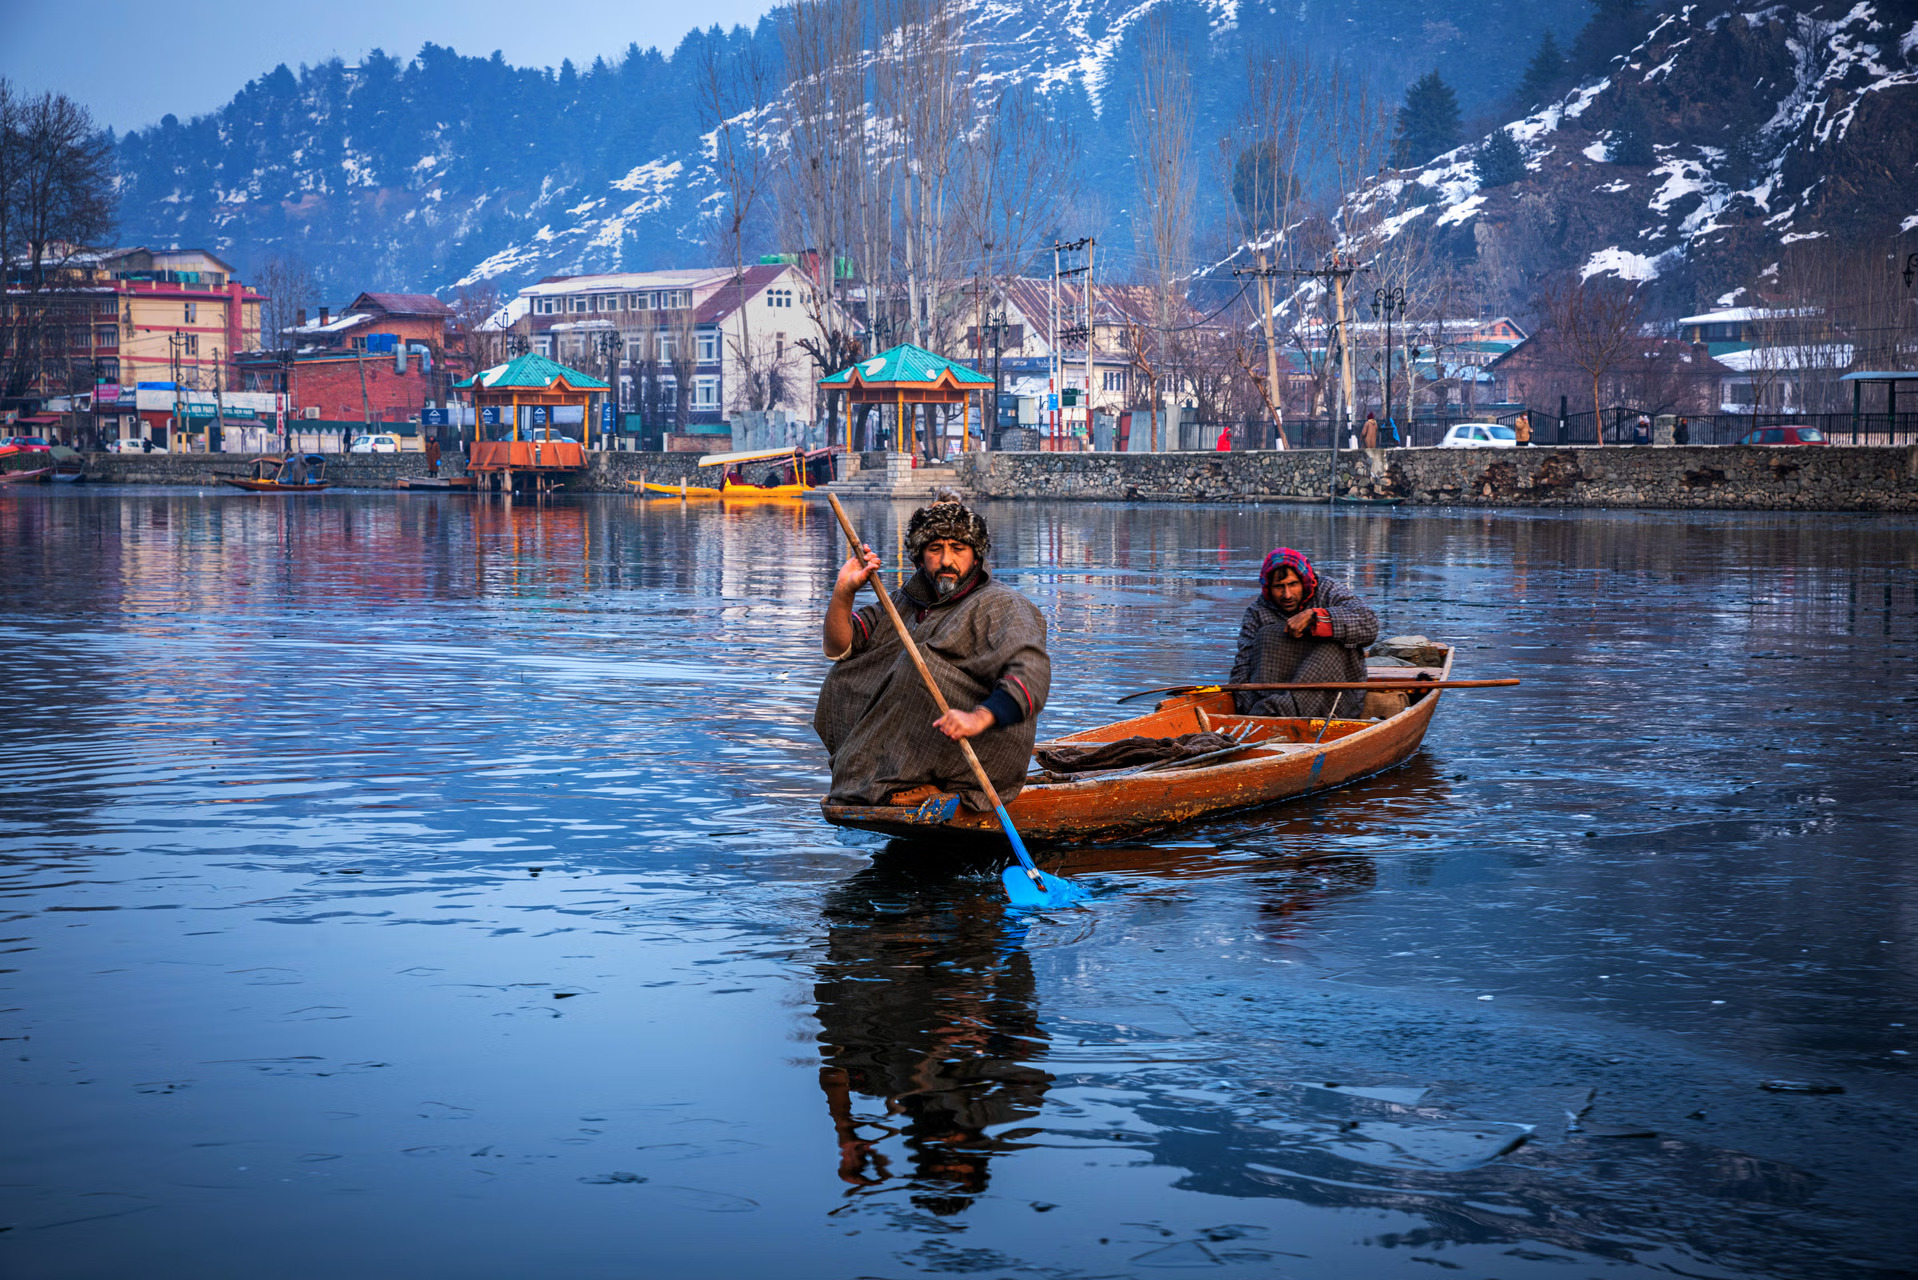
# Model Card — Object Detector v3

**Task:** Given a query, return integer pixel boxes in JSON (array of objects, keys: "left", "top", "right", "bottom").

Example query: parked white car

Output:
[
  {"left": 1438, "top": 422, "right": 1518, "bottom": 448},
  {"left": 348, "top": 434, "right": 401, "bottom": 454},
  {"left": 108, "top": 438, "right": 165, "bottom": 453}
]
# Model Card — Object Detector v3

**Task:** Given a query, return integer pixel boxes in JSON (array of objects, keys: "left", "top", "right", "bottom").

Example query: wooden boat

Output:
[
  {"left": 217, "top": 454, "right": 332, "bottom": 492},
  {"left": 0, "top": 466, "right": 52, "bottom": 484},
  {"left": 630, "top": 445, "right": 836, "bottom": 500},
  {"left": 822, "top": 648, "right": 1453, "bottom": 844},
  {"left": 399, "top": 475, "right": 475, "bottom": 490}
]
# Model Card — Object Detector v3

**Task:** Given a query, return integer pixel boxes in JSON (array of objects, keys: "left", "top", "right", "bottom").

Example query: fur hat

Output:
[{"left": 905, "top": 490, "right": 990, "bottom": 563}]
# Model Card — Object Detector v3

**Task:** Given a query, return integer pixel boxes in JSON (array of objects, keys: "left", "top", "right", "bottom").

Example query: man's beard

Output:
[{"left": 934, "top": 570, "right": 962, "bottom": 598}]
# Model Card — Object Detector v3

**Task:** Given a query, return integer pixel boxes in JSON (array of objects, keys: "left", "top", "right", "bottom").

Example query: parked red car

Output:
[
  {"left": 1737, "top": 425, "right": 1827, "bottom": 445},
  {"left": 0, "top": 436, "right": 51, "bottom": 453}
]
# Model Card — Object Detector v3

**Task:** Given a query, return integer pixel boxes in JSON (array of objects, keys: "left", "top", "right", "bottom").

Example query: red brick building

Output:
[{"left": 237, "top": 291, "right": 467, "bottom": 427}]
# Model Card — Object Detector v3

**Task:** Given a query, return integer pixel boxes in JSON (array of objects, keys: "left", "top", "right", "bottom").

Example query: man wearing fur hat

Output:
[
  {"left": 815, "top": 496, "right": 1050, "bottom": 811},
  {"left": 1230, "top": 547, "right": 1379, "bottom": 719}
]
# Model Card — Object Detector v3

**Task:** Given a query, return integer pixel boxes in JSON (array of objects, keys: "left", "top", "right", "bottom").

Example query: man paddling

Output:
[
  {"left": 1229, "top": 547, "right": 1379, "bottom": 719},
  {"left": 815, "top": 496, "right": 1049, "bottom": 810}
]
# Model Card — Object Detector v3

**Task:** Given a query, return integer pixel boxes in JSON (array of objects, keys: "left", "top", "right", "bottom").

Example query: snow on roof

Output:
[
  {"left": 1677, "top": 306, "right": 1818, "bottom": 325},
  {"left": 479, "top": 296, "right": 529, "bottom": 332},
  {"left": 1712, "top": 343, "right": 1852, "bottom": 372},
  {"left": 285, "top": 312, "right": 373, "bottom": 336}
]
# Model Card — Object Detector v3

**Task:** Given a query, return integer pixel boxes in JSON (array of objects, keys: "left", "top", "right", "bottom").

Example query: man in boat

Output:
[
  {"left": 815, "top": 496, "right": 1049, "bottom": 811},
  {"left": 1229, "top": 547, "right": 1379, "bottom": 719}
]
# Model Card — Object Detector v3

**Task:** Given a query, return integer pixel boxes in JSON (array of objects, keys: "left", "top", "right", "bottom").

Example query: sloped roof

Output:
[
  {"left": 818, "top": 343, "right": 992, "bottom": 388},
  {"left": 454, "top": 351, "right": 609, "bottom": 391},
  {"left": 351, "top": 291, "right": 453, "bottom": 317},
  {"left": 693, "top": 264, "right": 788, "bottom": 325}
]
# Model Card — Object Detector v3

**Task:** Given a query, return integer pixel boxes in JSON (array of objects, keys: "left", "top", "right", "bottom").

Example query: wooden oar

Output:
[
  {"left": 825, "top": 494, "right": 1086, "bottom": 910},
  {"left": 1116, "top": 678, "right": 1520, "bottom": 705}
]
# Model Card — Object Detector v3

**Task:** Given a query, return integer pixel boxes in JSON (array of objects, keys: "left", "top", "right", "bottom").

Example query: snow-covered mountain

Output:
[
  {"left": 110, "top": 0, "right": 1586, "bottom": 299},
  {"left": 1368, "top": 1, "right": 1918, "bottom": 310}
]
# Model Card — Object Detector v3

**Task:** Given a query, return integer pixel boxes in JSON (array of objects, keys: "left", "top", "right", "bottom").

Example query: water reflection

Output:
[{"left": 812, "top": 851, "right": 1049, "bottom": 1216}]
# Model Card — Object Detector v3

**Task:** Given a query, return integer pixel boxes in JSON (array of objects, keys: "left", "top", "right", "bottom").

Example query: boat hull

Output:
[
  {"left": 633, "top": 480, "right": 808, "bottom": 500},
  {"left": 0, "top": 467, "right": 52, "bottom": 484},
  {"left": 822, "top": 654, "right": 1451, "bottom": 844},
  {"left": 218, "top": 478, "right": 332, "bottom": 492}
]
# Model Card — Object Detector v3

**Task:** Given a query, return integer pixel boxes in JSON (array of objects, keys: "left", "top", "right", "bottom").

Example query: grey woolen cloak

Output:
[
  {"left": 815, "top": 567, "right": 1050, "bottom": 810},
  {"left": 1228, "top": 578, "right": 1380, "bottom": 717}
]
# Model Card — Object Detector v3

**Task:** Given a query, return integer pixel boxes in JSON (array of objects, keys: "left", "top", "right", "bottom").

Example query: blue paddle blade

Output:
[{"left": 1001, "top": 864, "right": 1090, "bottom": 910}]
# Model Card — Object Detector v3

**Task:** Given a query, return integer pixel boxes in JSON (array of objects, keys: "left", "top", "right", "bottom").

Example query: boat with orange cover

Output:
[{"left": 821, "top": 648, "right": 1455, "bottom": 844}]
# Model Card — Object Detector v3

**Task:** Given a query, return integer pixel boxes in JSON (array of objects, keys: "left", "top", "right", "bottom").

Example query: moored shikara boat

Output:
[
  {"left": 629, "top": 444, "right": 836, "bottom": 499},
  {"left": 217, "top": 454, "right": 331, "bottom": 492},
  {"left": 821, "top": 647, "right": 1454, "bottom": 844},
  {"left": 0, "top": 466, "right": 52, "bottom": 484}
]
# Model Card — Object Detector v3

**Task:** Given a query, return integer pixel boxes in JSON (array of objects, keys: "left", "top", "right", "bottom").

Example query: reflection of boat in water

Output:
[
  {"left": 813, "top": 854, "right": 1050, "bottom": 1215},
  {"left": 823, "top": 649, "right": 1453, "bottom": 844},
  {"left": 0, "top": 466, "right": 51, "bottom": 484},
  {"left": 217, "top": 454, "right": 332, "bottom": 492},
  {"left": 631, "top": 445, "right": 836, "bottom": 499}
]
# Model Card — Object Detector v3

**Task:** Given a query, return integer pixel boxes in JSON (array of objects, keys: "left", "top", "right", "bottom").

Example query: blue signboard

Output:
[
  {"left": 420, "top": 407, "right": 449, "bottom": 426},
  {"left": 530, "top": 407, "right": 547, "bottom": 427},
  {"left": 599, "top": 402, "right": 615, "bottom": 433},
  {"left": 1046, "top": 393, "right": 1059, "bottom": 412},
  {"left": 481, "top": 406, "right": 502, "bottom": 425}
]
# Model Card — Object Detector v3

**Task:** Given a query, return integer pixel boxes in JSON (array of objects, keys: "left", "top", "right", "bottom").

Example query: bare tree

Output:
[
  {"left": 1222, "top": 49, "right": 1314, "bottom": 447},
  {"left": 1540, "top": 274, "right": 1641, "bottom": 441},
  {"left": 0, "top": 83, "right": 115, "bottom": 401},
  {"left": 449, "top": 282, "right": 507, "bottom": 372},
  {"left": 669, "top": 298, "right": 698, "bottom": 432},
  {"left": 699, "top": 32, "right": 776, "bottom": 423},
  {"left": 1131, "top": 19, "right": 1194, "bottom": 451},
  {"left": 254, "top": 254, "right": 317, "bottom": 349}
]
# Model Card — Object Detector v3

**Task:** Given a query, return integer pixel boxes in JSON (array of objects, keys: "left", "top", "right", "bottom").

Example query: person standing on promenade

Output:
[
  {"left": 1514, "top": 411, "right": 1532, "bottom": 446},
  {"left": 1229, "top": 548, "right": 1380, "bottom": 720},
  {"left": 1361, "top": 412, "right": 1379, "bottom": 450},
  {"left": 1216, "top": 425, "right": 1233, "bottom": 452}
]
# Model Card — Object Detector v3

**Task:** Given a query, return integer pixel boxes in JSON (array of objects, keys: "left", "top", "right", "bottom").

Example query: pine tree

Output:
[
  {"left": 1519, "top": 31, "right": 1565, "bottom": 107},
  {"left": 1393, "top": 71, "right": 1461, "bottom": 168},
  {"left": 1608, "top": 95, "right": 1653, "bottom": 165},
  {"left": 1475, "top": 127, "right": 1527, "bottom": 187}
]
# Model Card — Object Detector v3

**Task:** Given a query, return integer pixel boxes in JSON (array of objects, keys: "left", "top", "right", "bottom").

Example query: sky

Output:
[{"left": 0, "top": 0, "right": 780, "bottom": 134}]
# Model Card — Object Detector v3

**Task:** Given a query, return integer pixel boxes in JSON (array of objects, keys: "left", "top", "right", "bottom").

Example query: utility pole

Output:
[
  {"left": 167, "top": 332, "right": 187, "bottom": 451},
  {"left": 1234, "top": 253, "right": 1362, "bottom": 459},
  {"left": 1050, "top": 242, "right": 1059, "bottom": 449},
  {"left": 1085, "top": 239, "right": 1096, "bottom": 450},
  {"left": 1050, "top": 238, "right": 1092, "bottom": 450}
]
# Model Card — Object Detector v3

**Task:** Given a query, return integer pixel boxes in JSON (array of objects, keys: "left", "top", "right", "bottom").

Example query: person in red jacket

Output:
[{"left": 1216, "top": 426, "right": 1233, "bottom": 452}]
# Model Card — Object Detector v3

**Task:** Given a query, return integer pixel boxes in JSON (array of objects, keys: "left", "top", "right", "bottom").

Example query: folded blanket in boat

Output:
[{"left": 1034, "top": 731, "right": 1240, "bottom": 774}]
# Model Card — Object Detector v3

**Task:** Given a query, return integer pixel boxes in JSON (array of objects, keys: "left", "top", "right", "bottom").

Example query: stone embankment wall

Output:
[
  {"left": 76, "top": 450, "right": 715, "bottom": 492},
  {"left": 956, "top": 445, "right": 1918, "bottom": 511},
  {"left": 74, "top": 445, "right": 1918, "bottom": 510}
]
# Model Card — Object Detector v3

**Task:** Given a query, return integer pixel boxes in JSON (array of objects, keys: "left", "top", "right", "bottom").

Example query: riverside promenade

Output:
[{"left": 63, "top": 443, "right": 1918, "bottom": 511}]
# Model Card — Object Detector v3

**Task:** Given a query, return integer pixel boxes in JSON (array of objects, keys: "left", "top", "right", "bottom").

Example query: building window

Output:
[
  {"left": 625, "top": 293, "right": 643, "bottom": 310},
  {"left": 535, "top": 336, "right": 553, "bottom": 357},
  {"left": 658, "top": 376, "right": 677, "bottom": 404},
  {"left": 533, "top": 298, "right": 556, "bottom": 315},
  {"left": 597, "top": 295, "right": 619, "bottom": 312},
  {"left": 569, "top": 297, "right": 589, "bottom": 313},
  {"left": 696, "top": 332, "right": 719, "bottom": 363},
  {"left": 183, "top": 302, "right": 197, "bottom": 323},
  {"left": 775, "top": 331, "right": 784, "bottom": 358},
  {"left": 767, "top": 288, "right": 793, "bottom": 309},
  {"left": 656, "top": 333, "right": 676, "bottom": 362},
  {"left": 95, "top": 327, "right": 117, "bottom": 348},
  {"left": 1102, "top": 369, "right": 1126, "bottom": 392},
  {"left": 693, "top": 376, "right": 720, "bottom": 410}
]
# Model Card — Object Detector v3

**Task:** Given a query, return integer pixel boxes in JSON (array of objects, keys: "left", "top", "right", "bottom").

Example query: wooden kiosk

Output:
[
  {"left": 456, "top": 353, "right": 609, "bottom": 497},
  {"left": 818, "top": 344, "right": 994, "bottom": 455}
]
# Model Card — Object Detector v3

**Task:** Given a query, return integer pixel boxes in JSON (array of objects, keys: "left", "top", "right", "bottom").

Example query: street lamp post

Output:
[{"left": 1372, "top": 286, "right": 1407, "bottom": 430}]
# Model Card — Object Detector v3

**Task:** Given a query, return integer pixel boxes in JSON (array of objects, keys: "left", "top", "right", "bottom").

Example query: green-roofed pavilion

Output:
[
  {"left": 818, "top": 343, "right": 993, "bottom": 454},
  {"left": 456, "top": 352, "right": 612, "bottom": 494}
]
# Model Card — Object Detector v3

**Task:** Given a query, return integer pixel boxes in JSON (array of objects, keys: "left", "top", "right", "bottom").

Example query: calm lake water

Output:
[{"left": 1, "top": 487, "right": 1914, "bottom": 1280}]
